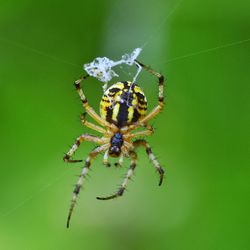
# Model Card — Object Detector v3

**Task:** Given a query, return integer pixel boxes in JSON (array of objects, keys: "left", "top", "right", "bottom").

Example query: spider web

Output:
[{"left": 0, "top": 0, "right": 250, "bottom": 219}]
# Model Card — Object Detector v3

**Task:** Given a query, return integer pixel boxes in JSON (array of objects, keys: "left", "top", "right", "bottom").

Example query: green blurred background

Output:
[{"left": 0, "top": 0, "right": 249, "bottom": 249}]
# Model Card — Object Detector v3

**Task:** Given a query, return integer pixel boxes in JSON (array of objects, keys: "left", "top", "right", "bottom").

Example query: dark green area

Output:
[{"left": 0, "top": 0, "right": 249, "bottom": 249}]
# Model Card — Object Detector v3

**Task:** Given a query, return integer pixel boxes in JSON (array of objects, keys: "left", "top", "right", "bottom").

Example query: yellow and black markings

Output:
[{"left": 100, "top": 81, "right": 147, "bottom": 127}]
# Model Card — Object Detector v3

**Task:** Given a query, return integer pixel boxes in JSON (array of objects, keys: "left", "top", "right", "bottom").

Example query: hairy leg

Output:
[
  {"left": 63, "top": 134, "right": 108, "bottom": 163},
  {"left": 124, "top": 125, "right": 154, "bottom": 139},
  {"left": 80, "top": 113, "right": 106, "bottom": 134},
  {"left": 66, "top": 144, "right": 109, "bottom": 228},
  {"left": 135, "top": 60, "right": 164, "bottom": 124},
  {"left": 133, "top": 139, "right": 164, "bottom": 186},
  {"left": 74, "top": 76, "right": 110, "bottom": 127}
]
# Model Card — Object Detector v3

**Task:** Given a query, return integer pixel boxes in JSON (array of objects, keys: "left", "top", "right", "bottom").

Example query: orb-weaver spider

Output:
[{"left": 64, "top": 60, "right": 165, "bottom": 228}]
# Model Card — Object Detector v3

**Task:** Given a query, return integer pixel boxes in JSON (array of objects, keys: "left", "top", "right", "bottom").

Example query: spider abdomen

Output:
[{"left": 100, "top": 81, "right": 147, "bottom": 127}]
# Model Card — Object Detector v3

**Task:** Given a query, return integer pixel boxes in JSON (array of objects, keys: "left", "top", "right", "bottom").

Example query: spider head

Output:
[{"left": 109, "top": 132, "right": 123, "bottom": 157}]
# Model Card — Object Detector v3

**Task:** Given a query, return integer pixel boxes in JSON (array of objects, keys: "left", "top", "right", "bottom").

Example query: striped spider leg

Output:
[
  {"left": 74, "top": 75, "right": 110, "bottom": 127},
  {"left": 66, "top": 143, "right": 110, "bottom": 228},
  {"left": 133, "top": 139, "right": 164, "bottom": 186},
  {"left": 134, "top": 60, "right": 165, "bottom": 124}
]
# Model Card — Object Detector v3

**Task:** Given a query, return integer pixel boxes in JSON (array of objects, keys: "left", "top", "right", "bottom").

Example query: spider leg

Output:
[
  {"left": 66, "top": 143, "right": 109, "bottom": 228},
  {"left": 74, "top": 76, "right": 110, "bottom": 127},
  {"left": 63, "top": 134, "right": 108, "bottom": 163},
  {"left": 124, "top": 125, "right": 154, "bottom": 139},
  {"left": 135, "top": 60, "right": 164, "bottom": 124},
  {"left": 96, "top": 151, "right": 137, "bottom": 200},
  {"left": 133, "top": 139, "right": 164, "bottom": 186},
  {"left": 80, "top": 113, "right": 106, "bottom": 134}
]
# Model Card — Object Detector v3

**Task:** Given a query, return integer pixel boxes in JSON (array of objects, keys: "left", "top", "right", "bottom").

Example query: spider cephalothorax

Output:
[
  {"left": 64, "top": 60, "right": 165, "bottom": 228},
  {"left": 109, "top": 132, "right": 123, "bottom": 157}
]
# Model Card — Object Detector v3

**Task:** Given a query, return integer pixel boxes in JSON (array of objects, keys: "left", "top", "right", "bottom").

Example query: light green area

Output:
[{"left": 0, "top": 0, "right": 249, "bottom": 249}]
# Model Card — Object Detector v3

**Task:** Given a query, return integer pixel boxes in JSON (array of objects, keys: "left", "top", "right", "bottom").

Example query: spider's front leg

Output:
[
  {"left": 135, "top": 60, "right": 165, "bottom": 124},
  {"left": 63, "top": 134, "right": 107, "bottom": 163},
  {"left": 133, "top": 139, "right": 165, "bottom": 186},
  {"left": 74, "top": 76, "right": 110, "bottom": 127},
  {"left": 96, "top": 151, "right": 137, "bottom": 200},
  {"left": 67, "top": 143, "right": 109, "bottom": 228}
]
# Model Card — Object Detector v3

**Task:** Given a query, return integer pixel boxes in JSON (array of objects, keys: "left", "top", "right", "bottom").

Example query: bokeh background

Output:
[{"left": 0, "top": 0, "right": 249, "bottom": 249}]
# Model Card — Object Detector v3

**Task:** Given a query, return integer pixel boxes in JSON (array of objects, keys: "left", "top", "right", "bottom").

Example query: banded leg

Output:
[
  {"left": 133, "top": 139, "right": 164, "bottom": 186},
  {"left": 74, "top": 76, "right": 110, "bottom": 127},
  {"left": 63, "top": 134, "right": 106, "bottom": 163},
  {"left": 96, "top": 151, "right": 137, "bottom": 200},
  {"left": 135, "top": 60, "right": 164, "bottom": 124},
  {"left": 67, "top": 144, "right": 109, "bottom": 228},
  {"left": 80, "top": 113, "right": 106, "bottom": 134}
]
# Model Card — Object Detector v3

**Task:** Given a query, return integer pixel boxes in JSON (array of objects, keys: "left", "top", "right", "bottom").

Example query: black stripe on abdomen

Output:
[
  {"left": 131, "top": 109, "right": 140, "bottom": 123},
  {"left": 117, "top": 102, "right": 129, "bottom": 127}
]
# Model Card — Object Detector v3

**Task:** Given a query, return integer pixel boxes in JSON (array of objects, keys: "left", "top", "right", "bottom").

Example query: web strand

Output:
[
  {"left": 0, "top": 37, "right": 80, "bottom": 68},
  {"left": 141, "top": 0, "right": 184, "bottom": 49},
  {"left": 157, "top": 37, "right": 250, "bottom": 65},
  {"left": 1, "top": 169, "right": 70, "bottom": 218}
]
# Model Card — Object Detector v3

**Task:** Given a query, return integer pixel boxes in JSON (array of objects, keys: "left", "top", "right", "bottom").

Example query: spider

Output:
[{"left": 64, "top": 60, "right": 165, "bottom": 228}]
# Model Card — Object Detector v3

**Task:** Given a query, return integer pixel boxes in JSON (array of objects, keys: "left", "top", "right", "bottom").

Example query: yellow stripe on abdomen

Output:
[{"left": 112, "top": 103, "right": 120, "bottom": 122}]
